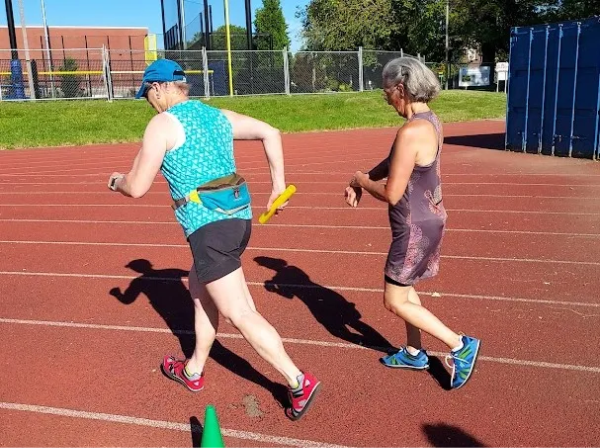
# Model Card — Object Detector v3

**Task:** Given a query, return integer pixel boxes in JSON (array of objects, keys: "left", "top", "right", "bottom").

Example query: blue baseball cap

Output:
[{"left": 135, "top": 59, "right": 187, "bottom": 99}]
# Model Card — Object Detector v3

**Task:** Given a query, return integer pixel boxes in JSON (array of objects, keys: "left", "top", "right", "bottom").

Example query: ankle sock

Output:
[
  {"left": 452, "top": 339, "right": 465, "bottom": 353},
  {"left": 290, "top": 373, "right": 304, "bottom": 391},
  {"left": 184, "top": 363, "right": 201, "bottom": 379},
  {"left": 406, "top": 347, "right": 422, "bottom": 356}
]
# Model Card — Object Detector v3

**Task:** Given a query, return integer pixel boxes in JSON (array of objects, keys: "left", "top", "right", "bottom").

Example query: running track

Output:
[{"left": 1, "top": 120, "right": 599, "bottom": 447}]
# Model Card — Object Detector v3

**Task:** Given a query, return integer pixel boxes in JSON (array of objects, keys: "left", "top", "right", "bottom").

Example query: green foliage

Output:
[
  {"left": 58, "top": 57, "right": 83, "bottom": 98},
  {"left": 254, "top": 0, "right": 290, "bottom": 50},
  {"left": 298, "top": 0, "right": 394, "bottom": 51},
  {"left": 555, "top": 0, "right": 599, "bottom": 21},
  {"left": 390, "top": 0, "right": 447, "bottom": 61},
  {"left": 449, "top": 0, "right": 558, "bottom": 62},
  {"left": 210, "top": 25, "right": 249, "bottom": 50},
  {"left": 298, "top": 0, "right": 597, "bottom": 62}
]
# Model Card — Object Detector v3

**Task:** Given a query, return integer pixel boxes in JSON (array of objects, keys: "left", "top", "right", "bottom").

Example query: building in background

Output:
[
  {"left": 0, "top": 25, "right": 149, "bottom": 99},
  {"left": 0, "top": 25, "right": 148, "bottom": 61}
]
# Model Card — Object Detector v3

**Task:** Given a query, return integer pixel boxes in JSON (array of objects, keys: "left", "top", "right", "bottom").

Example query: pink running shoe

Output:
[
  {"left": 161, "top": 355, "right": 204, "bottom": 392},
  {"left": 285, "top": 372, "right": 321, "bottom": 421}
]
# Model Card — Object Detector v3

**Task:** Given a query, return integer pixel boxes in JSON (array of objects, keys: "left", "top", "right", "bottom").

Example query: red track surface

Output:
[{"left": 1, "top": 120, "right": 600, "bottom": 447}]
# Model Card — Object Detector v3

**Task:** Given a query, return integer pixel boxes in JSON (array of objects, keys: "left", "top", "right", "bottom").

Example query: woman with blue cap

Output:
[{"left": 107, "top": 59, "right": 320, "bottom": 421}]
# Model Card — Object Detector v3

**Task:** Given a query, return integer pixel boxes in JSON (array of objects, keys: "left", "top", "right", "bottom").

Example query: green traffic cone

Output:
[{"left": 201, "top": 405, "right": 225, "bottom": 448}]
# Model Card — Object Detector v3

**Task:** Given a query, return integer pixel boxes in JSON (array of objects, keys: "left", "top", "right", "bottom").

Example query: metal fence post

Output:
[
  {"left": 283, "top": 47, "right": 291, "bottom": 95},
  {"left": 358, "top": 46, "right": 364, "bottom": 92},
  {"left": 202, "top": 47, "right": 210, "bottom": 98},
  {"left": 102, "top": 45, "right": 114, "bottom": 102},
  {"left": 101, "top": 45, "right": 109, "bottom": 101}
]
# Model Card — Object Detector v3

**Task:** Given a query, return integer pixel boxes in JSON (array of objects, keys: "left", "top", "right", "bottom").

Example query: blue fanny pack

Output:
[{"left": 172, "top": 173, "right": 251, "bottom": 215}]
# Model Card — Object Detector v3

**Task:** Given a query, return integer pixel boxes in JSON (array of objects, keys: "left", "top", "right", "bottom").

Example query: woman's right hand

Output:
[
  {"left": 345, "top": 186, "right": 362, "bottom": 208},
  {"left": 267, "top": 188, "right": 288, "bottom": 216}
]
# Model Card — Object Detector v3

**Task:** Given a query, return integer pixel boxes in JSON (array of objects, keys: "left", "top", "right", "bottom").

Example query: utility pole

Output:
[
  {"left": 203, "top": 0, "right": 210, "bottom": 50},
  {"left": 4, "top": 0, "right": 18, "bottom": 59},
  {"left": 17, "top": 0, "right": 36, "bottom": 99},
  {"left": 180, "top": 0, "right": 187, "bottom": 49},
  {"left": 245, "top": 0, "right": 252, "bottom": 49},
  {"left": 40, "top": 0, "right": 55, "bottom": 97}
]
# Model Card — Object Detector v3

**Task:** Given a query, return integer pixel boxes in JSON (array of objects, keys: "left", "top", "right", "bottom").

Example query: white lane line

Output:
[
  {"left": 0, "top": 156, "right": 384, "bottom": 176},
  {"left": 0, "top": 272, "right": 596, "bottom": 308},
  {"left": 0, "top": 205, "right": 597, "bottom": 216},
  {"left": 0, "top": 218, "right": 179, "bottom": 225},
  {"left": 2, "top": 191, "right": 599, "bottom": 200},
  {"left": 0, "top": 190, "right": 598, "bottom": 200},
  {"left": 0, "top": 147, "right": 382, "bottom": 171},
  {"left": 0, "top": 402, "right": 348, "bottom": 448},
  {"left": 2, "top": 170, "right": 600, "bottom": 184},
  {"left": 3, "top": 172, "right": 600, "bottom": 179},
  {"left": 0, "top": 219, "right": 597, "bottom": 237},
  {"left": 1, "top": 318, "right": 599, "bottom": 373},
  {"left": 2, "top": 178, "right": 599, "bottom": 187},
  {"left": 1, "top": 239, "right": 598, "bottom": 266}
]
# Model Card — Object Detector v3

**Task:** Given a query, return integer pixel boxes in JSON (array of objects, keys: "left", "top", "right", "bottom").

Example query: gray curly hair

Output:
[{"left": 382, "top": 57, "right": 441, "bottom": 103}]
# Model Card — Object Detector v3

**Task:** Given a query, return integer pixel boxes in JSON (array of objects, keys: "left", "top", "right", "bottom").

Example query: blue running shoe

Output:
[
  {"left": 447, "top": 335, "right": 481, "bottom": 389},
  {"left": 380, "top": 347, "right": 430, "bottom": 370}
]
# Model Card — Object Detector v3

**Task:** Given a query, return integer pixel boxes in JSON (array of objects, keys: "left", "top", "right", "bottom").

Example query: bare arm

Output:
[
  {"left": 108, "top": 114, "right": 171, "bottom": 198},
  {"left": 220, "top": 109, "right": 287, "bottom": 208}
]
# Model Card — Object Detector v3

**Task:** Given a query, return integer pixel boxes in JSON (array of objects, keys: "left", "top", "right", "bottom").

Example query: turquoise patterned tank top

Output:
[{"left": 160, "top": 100, "right": 253, "bottom": 238}]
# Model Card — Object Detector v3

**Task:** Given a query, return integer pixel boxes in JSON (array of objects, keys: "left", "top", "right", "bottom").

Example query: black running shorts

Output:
[{"left": 188, "top": 218, "right": 252, "bottom": 284}]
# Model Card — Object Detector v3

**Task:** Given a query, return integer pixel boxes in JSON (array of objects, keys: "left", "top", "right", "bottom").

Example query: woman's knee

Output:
[
  {"left": 220, "top": 304, "right": 255, "bottom": 327},
  {"left": 383, "top": 285, "right": 411, "bottom": 314}
]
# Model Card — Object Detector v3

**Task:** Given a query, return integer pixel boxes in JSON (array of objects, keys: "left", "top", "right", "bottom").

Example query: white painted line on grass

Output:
[
  {"left": 1, "top": 318, "right": 599, "bottom": 373},
  {"left": 0, "top": 402, "right": 348, "bottom": 448},
  {"left": 0, "top": 271, "right": 597, "bottom": 308},
  {"left": 1, "top": 239, "right": 598, "bottom": 266}
]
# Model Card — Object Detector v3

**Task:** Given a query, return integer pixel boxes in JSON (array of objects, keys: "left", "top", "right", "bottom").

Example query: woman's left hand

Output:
[{"left": 344, "top": 186, "right": 362, "bottom": 208}]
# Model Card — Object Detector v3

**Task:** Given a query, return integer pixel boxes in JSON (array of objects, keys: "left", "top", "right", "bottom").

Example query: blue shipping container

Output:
[{"left": 505, "top": 16, "right": 600, "bottom": 159}]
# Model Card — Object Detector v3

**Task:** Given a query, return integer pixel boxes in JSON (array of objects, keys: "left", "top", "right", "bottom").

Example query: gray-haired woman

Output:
[{"left": 344, "top": 57, "right": 481, "bottom": 389}]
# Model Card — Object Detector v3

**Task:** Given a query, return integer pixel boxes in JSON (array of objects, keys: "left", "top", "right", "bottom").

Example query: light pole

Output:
[
  {"left": 445, "top": 0, "right": 449, "bottom": 90},
  {"left": 40, "top": 0, "right": 55, "bottom": 97},
  {"left": 4, "top": 0, "right": 18, "bottom": 59},
  {"left": 223, "top": 0, "right": 233, "bottom": 96},
  {"left": 245, "top": 0, "right": 252, "bottom": 49},
  {"left": 17, "top": 0, "right": 36, "bottom": 99},
  {"left": 180, "top": 0, "right": 187, "bottom": 49}
]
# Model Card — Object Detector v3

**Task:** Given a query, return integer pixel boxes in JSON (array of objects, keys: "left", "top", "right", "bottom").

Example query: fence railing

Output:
[{"left": 0, "top": 47, "right": 506, "bottom": 102}]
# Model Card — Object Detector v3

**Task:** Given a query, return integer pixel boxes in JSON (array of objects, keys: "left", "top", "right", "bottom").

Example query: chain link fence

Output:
[
  {"left": 0, "top": 48, "right": 109, "bottom": 100},
  {"left": 0, "top": 46, "right": 507, "bottom": 102}
]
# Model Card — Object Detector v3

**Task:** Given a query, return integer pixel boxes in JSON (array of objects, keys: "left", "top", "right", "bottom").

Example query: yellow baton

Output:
[{"left": 258, "top": 185, "right": 297, "bottom": 224}]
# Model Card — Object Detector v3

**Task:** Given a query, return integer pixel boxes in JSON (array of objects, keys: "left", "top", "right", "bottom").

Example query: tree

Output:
[
  {"left": 211, "top": 25, "right": 248, "bottom": 50},
  {"left": 557, "top": 0, "right": 599, "bottom": 20},
  {"left": 389, "top": 0, "right": 447, "bottom": 61},
  {"left": 254, "top": 0, "right": 290, "bottom": 50},
  {"left": 59, "top": 57, "right": 82, "bottom": 98},
  {"left": 188, "top": 25, "right": 248, "bottom": 50},
  {"left": 450, "top": 0, "right": 558, "bottom": 63},
  {"left": 299, "top": 0, "right": 395, "bottom": 51}
]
